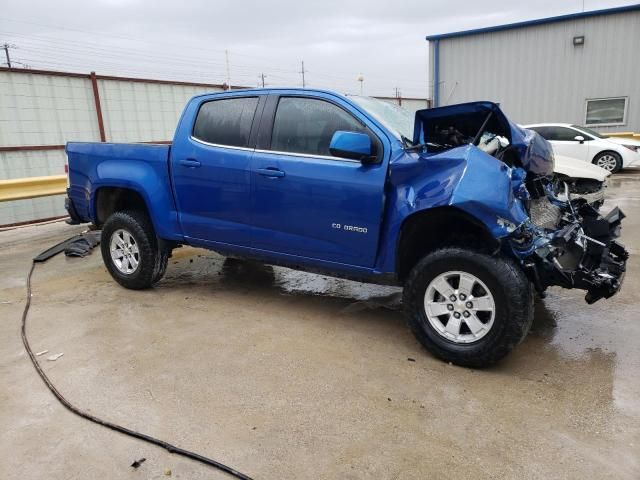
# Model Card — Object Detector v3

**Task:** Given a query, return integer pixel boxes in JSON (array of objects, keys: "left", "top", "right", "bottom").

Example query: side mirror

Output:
[
  {"left": 574, "top": 135, "right": 585, "bottom": 143},
  {"left": 329, "top": 131, "right": 375, "bottom": 162}
]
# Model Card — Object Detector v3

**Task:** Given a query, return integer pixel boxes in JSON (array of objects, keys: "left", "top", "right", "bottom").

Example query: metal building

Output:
[{"left": 427, "top": 4, "right": 640, "bottom": 133}]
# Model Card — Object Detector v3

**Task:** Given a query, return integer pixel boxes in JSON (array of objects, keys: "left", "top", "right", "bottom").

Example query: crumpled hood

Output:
[{"left": 414, "top": 101, "right": 555, "bottom": 176}]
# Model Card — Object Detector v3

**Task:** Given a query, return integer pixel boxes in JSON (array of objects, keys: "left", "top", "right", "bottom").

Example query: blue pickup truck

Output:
[{"left": 65, "top": 89, "right": 627, "bottom": 367}]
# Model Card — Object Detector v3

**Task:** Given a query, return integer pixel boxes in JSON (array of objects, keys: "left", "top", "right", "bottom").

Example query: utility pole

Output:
[
  {"left": 300, "top": 60, "right": 306, "bottom": 88},
  {"left": 2, "top": 43, "right": 13, "bottom": 68},
  {"left": 259, "top": 73, "right": 266, "bottom": 88},
  {"left": 394, "top": 87, "right": 402, "bottom": 106},
  {"left": 225, "top": 49, "right": 231, "bottom": 90}
]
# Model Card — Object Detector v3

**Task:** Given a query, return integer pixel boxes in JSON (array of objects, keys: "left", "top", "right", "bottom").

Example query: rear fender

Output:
[{"left": 90, "top": 160, "right": 181, "bottom": 240}]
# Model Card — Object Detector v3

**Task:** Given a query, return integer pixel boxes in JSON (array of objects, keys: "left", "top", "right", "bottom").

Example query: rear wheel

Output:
[
  {"left": 403, "top": 247, "right": 533, "bottom": 368},
  {"left": 101, "top": 210, "right": 168, "bottom": 289},
  {"left": 593, "top": 151, "right": 622, "bottom": 173}
]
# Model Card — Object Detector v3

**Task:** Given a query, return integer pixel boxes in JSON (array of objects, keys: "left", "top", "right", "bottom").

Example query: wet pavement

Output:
[{"left": 1, "top": 170, "right": 639, "bottom": 479}]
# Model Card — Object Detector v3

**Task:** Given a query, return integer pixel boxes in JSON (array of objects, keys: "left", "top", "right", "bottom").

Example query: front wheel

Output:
[
  {"left": 101, "top": 210, "right": 167, "bottom": 290},
  {"left": 403, "top": 248, "right": 533, "bottom": 368},
  {"left": 593, "top": 151, "right": 622, "bottom": 173}
]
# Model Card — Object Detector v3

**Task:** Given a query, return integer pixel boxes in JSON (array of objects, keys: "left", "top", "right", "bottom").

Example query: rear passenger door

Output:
[
  {"left": 250, "top": 94, "right": 389, "bottom": 267},
  {"left": 171, "top": 95, "right": 263, "bottom": 245}
]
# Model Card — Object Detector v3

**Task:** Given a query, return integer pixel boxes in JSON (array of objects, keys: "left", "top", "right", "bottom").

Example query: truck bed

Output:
[{"left": 66, "top": 142, "right": 173, "bottom": 227}]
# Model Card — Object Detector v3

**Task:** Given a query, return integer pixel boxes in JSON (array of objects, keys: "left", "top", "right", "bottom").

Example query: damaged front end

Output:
[
  {"left": 508, "top": 180, "right": 628, "bottom": 304},
  {"left": 413, "top": 101, "right": 628, "bottom": 303}
]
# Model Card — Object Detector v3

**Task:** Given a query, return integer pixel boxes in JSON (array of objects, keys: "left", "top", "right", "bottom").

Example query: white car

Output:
[
  {"left": 478, "top": 134, "right": 610, "bottom": 207},
  {"left": 523, "top": 123, "right": 640, "bottom": 173},
  {"left": 553, "top": 155, "right": 610, "bottom": 207}
]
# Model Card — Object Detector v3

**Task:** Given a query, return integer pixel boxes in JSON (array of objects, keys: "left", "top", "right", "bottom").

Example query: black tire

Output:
[
  {"left": 403, "top": 247, "right": 534, "bottom": 368},
  {"left": 152, "top": 250, "right": 169, "bottom": 285},
  {"left": 592, "top": 151, "right": 622, "bottom": 173},
  {"left": 100, "top": 210, "right": 167, "bottom": 289}
]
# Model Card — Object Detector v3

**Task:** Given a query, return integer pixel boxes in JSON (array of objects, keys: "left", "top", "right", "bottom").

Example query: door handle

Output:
[
  {"left": 256, "top": 167, "right": 285, "bottom": 178},
  {"left": 179, "top": 158, "right": 201, "bottom": 168}
]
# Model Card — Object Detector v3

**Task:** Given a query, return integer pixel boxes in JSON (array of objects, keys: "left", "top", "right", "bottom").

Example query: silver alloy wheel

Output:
[
  {"left": 596, "top": 154, "right": 618, "bottom": 172},
  {"left": 424, "top": 271, "right": 496, "bottom": 344},
  {"left": 109, "top": 228, "right": 140, "bottom": 275}
]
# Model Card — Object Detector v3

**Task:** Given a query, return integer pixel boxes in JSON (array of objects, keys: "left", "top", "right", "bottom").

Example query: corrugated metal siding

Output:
[
  {"left": 0, "top": 150, "right": 67, "bottom": 226},
  {"left": 431, "top": 10, "right": 640, "bottom": 132},
  {"left": 0, "top": 71, "right": 99, "bottom": 146},
  {"left": 0, "top": 70, "right": 100, "bottom": 224},
  {"left": 0, "top": 196, "right": 66, "bottom": 226},
  {"left": 99, "top": 80, "right": 223, "bottom": 142}
]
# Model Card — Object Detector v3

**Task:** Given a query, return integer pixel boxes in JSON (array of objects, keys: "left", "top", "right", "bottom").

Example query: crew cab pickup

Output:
[{"left": 65, "top": 89, "right": 628, "bottom": 367}]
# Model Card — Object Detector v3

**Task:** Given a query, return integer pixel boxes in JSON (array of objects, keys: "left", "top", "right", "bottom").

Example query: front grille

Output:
[{"left": 529, "top": 197, "right": 562, "bottom": 230}]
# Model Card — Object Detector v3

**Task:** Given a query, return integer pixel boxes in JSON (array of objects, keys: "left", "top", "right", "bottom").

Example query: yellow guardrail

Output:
[{"left": 0, "top": 175, "right": 67, "bottom": 202}]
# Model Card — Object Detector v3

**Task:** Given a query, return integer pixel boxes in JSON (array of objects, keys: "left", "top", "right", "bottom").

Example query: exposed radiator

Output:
[{"left": 529, "top": 197, "right": 562, "bottom": 230}]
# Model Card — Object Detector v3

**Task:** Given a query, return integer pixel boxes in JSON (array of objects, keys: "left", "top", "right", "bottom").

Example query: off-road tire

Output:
[
  {"left": 403, "top": 247, "right": 534, "bottom": 368},
  {"left": 101, "top": 210, "right": 167, "bottom": 289}
]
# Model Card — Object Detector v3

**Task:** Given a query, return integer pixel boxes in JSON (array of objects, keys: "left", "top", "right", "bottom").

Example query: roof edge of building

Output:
[{"left": 425, "top": 3, "right": 640, "bottom": 41}]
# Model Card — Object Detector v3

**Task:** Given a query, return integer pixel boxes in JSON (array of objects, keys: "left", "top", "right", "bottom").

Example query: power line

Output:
[{"left": 0, "top": 28, "right": 429, "bottom": 91}]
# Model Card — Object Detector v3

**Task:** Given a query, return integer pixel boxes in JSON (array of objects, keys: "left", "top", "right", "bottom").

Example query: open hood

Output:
[{"left": 414, "top": 102, "right": 555, "bottom": 176}]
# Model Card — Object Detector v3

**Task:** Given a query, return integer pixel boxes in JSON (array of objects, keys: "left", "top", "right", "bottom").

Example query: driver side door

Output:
[{"left": 250, "top": 94, "right": 388, "bottom": 267}]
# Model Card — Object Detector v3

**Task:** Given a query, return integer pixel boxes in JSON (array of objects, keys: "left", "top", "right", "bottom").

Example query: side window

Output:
[
  {"left": 193, "top": 97, "right": 259, "bottom": 148},
  {"left": 270, "top": 97, "right": 369, "bottom": 157},
  {"left": 550, "top": 127, "right": 582, "bottom": 141},
  {"left": 529, "top": 127, "right": 550, "bottom": 139},
  {"left": 536, "top": 126, "right": 580, "bottom": 142}
]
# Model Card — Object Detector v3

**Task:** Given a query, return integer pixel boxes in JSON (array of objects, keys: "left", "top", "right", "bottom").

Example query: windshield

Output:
[
  {"left": 572, "top": 125, "right": 606, "bottom": 139},
  {"left": 349, "top": 95, "right": 414, "bottom": 142}
]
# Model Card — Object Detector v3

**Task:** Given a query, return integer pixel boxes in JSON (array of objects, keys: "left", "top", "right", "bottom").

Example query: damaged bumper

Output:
[{"left": 510, "top": 200, "right": 628, "bottom": 303}]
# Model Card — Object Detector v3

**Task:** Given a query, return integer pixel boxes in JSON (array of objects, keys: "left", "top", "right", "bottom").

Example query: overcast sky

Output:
[{"left": 1, "top": 0, "right": 635, "bottom": 98}]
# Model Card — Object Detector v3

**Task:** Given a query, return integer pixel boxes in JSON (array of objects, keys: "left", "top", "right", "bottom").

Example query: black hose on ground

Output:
[{"left": 21, "top": 245, "right": 254, "bottom": 480}]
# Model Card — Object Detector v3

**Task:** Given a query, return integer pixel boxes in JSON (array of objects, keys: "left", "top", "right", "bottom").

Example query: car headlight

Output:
[{"left": 622, "top": 144, "right": 640, "bottom": 153}]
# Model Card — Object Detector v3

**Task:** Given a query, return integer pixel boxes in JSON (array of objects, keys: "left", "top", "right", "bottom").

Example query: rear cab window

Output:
[
  {"left": 269, "top": 96, "right": 381, "bottom": 160},
  {"left": 192, "top": 97, "right": 259, "bottom": 148}
]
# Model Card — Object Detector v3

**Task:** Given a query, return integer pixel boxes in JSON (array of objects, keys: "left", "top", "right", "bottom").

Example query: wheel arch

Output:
[
  {"left": 94, "top": 186, "right": 150, "bottom": 227},
  {"left": 395, "top": 206, "right": 500, "bottom": 282},
  {"left": 592, "top": 149, "right": 622, "bottom": 163}
]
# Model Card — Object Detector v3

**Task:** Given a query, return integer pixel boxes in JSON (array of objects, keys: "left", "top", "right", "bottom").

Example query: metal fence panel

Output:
[{"left": 0, "top": 71, "right": 100, "bottom": 146}]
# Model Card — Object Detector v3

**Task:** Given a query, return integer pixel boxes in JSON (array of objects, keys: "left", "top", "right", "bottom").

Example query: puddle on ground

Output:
[{"left": 162, "top": 252, "right": 403, "bottom": 311}]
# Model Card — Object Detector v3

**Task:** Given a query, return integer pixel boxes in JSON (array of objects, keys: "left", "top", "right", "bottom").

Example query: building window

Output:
[{"left": 585, "top": 97, "right": 628, "bottom": 127}]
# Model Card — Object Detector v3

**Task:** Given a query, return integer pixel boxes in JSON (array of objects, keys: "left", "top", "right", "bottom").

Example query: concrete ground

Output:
[{"left": 1, "top": 171, "right": 639, "bottom": 480}]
